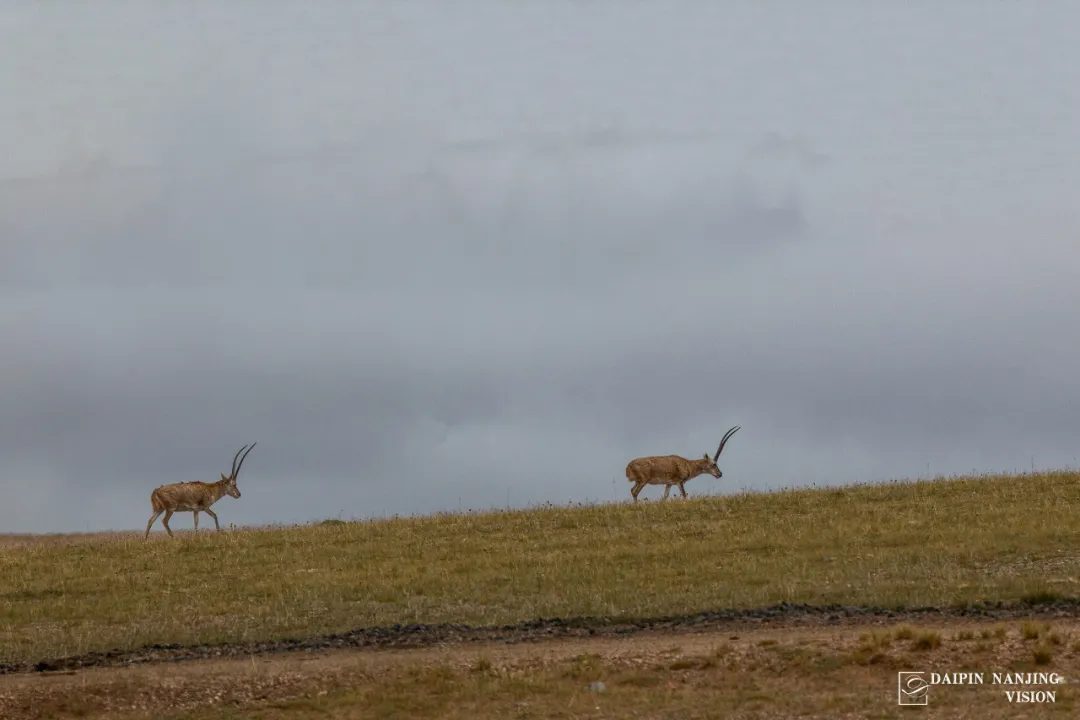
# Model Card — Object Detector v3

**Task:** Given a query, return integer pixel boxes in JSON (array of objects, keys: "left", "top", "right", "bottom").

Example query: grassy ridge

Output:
[{"left": 2, "top": 471, "right": 1080, "bottom": 665}]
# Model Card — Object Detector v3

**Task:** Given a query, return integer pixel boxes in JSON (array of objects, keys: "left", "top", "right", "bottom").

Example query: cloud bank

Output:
[{"left": 2, "top": 2, "right": 1079, "bottom": 532}]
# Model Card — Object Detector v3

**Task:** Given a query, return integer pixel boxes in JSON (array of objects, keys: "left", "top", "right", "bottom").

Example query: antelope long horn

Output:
[
  {"left": 233, "top": 442, "right": 257, "bottom": 479},
  {"left": 713, "top": 425, "right": 741, "bottom": 462},
  {"left": 230, "top": 444, "right": 250, "bottom": 477}
]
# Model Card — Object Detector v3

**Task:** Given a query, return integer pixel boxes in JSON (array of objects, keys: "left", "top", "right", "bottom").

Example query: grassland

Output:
[{"left": 3, "top": 470, "right": 1080, "bottom": 670}]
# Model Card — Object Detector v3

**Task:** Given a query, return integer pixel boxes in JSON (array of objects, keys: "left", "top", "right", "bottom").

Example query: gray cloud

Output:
[{"left": 3, "top": 3, "right": 1080, "bottom": 532}]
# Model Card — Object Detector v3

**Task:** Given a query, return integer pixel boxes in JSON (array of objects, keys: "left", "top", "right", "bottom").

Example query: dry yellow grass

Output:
[{"left": 2, "top": 470, "right": 1079, "bottom": 666}]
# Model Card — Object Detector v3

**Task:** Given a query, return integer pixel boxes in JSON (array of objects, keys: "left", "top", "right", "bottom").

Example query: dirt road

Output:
[{"left": 4, "top": 601, "right": 1080, "bottom": 719}]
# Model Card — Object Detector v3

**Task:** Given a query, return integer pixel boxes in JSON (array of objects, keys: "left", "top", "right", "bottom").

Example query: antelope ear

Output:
[
  {"left": 221, "top": 473, "right": 229, "bottom": 482},
  {"left": 703, "top": 454, "right": 710, "bottom": 460}
]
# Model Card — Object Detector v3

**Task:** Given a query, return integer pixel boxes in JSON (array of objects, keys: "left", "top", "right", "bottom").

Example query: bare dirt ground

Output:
[{"left": 4, "top": 609, "right": 1080, "bottom": 719}]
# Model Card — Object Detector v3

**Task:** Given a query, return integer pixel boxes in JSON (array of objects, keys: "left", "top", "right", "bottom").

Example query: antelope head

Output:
[
  {"left": 706, "top": 425, "right": 740, "bottom": 478},
  {"left": 220, "top": 442, "right": 256, "bottom": 499}
]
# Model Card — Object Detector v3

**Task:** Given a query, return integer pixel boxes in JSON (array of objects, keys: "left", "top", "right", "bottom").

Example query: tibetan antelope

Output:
[
  {"left": 145, "top": 443, "right": 257, "bottom": 538},
  {"left": 625, "top": 426, "right": 740, "bottom": 502}
]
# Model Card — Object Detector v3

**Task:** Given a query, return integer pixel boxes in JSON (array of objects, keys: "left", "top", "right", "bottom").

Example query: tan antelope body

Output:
[
  {"left": 626, "top": 426, "right": 740, "bottom": 502},
  {"left": 145, "top": 443, "right": 256, "bottom": 538}
]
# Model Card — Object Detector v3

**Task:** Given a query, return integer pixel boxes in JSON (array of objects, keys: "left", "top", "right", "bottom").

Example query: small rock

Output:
[{"left": 587, "top": 681, "right": 606, "bottom": 693}]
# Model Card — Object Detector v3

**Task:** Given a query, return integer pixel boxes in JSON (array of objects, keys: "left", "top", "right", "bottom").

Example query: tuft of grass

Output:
[
  {"left": 3, "top": 470, "right": 1080, "bottom": 665},
  {"left": 1024, "top": 590, "right": 1065, "bottom": 605},
  {"left": 561, "top": 652, "right": 603, "bottom": 681},
  {"left": 850, "top": 646, "right": 888, "bottom": 666},
  {"left": 469, "top": 655, "right": 494, "bottom": 675},
  {"left": 1022, "top": 621, "right": 1051, "bottom": 641},
  {"left": 894, "top": 626, "right": 916, "bottom": 641},
  {"left": 913, "top": 630, "right": 942, "bottom": 651},
  {"left": 1033, "top": 644, "right": 1055, "bottom": 665},
  {"left": 858, "top": 629, "right": 894, "bottom": 650}
]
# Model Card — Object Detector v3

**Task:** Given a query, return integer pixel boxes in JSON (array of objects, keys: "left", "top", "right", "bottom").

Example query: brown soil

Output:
[{"left": 4, "top": 606, "right": 1080, "bottom": 719}]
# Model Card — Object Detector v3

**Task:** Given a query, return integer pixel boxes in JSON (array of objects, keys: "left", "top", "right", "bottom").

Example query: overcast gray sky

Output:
[{"left": 3, "top": 3, "right": 1080, "bottom": 533}]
